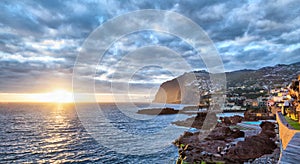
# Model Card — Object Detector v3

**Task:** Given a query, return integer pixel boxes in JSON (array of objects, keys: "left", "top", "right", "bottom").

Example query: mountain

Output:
[{"left": 153, "top": 62, "right": 300, "bottom": 104}]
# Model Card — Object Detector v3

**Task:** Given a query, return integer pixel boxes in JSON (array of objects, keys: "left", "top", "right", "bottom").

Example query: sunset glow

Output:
[
  {"left": 42, "top": 89, "right": 74, "bottom": 103},
  {"left": 0, "top": 92, "right": 150, "bottom": 103},
  {"left": 0, "top": 90, "right": 74, "bottom": 103}
]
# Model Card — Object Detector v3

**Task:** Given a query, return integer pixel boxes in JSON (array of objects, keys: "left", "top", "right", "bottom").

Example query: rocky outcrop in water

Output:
[{"left": 137, "top": 107, "right": 179, "bottom": 115}]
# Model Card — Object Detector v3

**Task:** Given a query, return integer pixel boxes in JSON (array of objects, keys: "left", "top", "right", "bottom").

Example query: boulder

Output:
[
  {"left": 207, "top": 127, "right": 245, "bottom": 140},
  {"left": 225, "top": 134, "right": 276, "bottom": 161},
  {"left": 220, "top": 115, "right": 243, "bottom": 125},
  {"left": 260, "top": 121, "right": 275, "bottom": 131}
]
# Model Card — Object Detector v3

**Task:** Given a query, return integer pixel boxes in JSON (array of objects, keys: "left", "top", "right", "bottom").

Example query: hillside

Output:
[{"left": 153, "top": 62, "right": 300, "bottom": 104}]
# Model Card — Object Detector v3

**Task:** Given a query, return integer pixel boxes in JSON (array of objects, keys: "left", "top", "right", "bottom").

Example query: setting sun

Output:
[
  {"left": 7, "top": 89, "right": 74, "bottom": 103},
  {"left": 45, "top": 89, "right": 74, "bottom": 103}
]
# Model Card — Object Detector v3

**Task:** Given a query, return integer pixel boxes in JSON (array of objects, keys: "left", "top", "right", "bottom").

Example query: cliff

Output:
[
  {"left": 153, "top": 71, "right": 208, "bottom": 104},
  {"left": 153, "top": 62, "right": 300, "bottom": 104},
  {"left": 154, "top": 78, "right": 181, "bottom": 104}
]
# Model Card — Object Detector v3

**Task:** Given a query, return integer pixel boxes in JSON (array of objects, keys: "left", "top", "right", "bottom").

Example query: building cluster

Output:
[
  {"left": 287, "top": 75, "right": 300, "bottom": 122},
  {"left": 222, "top": 88, "right": 269, "bottom": 111},
  {"left": 266, "top": 75, "right": 300, "bottom": 123}
]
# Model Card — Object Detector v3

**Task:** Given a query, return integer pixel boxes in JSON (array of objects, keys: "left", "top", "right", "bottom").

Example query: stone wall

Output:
[{"left": 276, "top": 112, "right": 300, "bottom": 149}]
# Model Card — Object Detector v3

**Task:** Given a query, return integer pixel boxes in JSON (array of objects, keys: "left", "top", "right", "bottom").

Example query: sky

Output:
[{"left": 0, "top": 0, "right": 300, "bottom": 101}]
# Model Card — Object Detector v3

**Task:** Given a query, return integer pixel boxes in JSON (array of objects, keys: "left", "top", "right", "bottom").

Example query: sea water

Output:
[{"left": 0, "top": 103, "right": 191, "bottom": 163}]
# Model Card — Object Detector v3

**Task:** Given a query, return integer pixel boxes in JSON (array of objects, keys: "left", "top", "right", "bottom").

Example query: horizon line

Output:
[{"left": 0, "top": 92, "right": 152, "bottom": 103}]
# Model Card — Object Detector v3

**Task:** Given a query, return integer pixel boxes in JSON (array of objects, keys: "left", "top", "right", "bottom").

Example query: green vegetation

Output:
[
  {"left": 215, "top": 162, "right": 225, "bottom": 164},
  {"left": 285, "top": 116, "right": 300, "bottom": 130},
  {"left": 180, "top": 144, "right": 185, "bottom": 149}
]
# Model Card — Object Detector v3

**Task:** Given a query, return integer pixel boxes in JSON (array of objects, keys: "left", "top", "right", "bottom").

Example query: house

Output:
[
  {"left": 267, "top": 99, "right": 275, "bottom": 106},
  {"left": 252, "top": 100, "right": 259, "bottom": 107}
]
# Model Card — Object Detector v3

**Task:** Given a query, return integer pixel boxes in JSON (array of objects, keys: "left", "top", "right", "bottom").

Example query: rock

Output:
[
  {"left": 174, "top": 120, "right": 278, "bottom": 163},
  {"left": 213, "top": 154, "right": 222, "bottom": 158},
  {"left": 153, "top": 78, "right": 181, "bottom": 104},
  {"left": 153, "top": 72, "right": 201, "bottom": 104},
  {"left": 174, "top": 126, "right": 244, "bottom": 163},
  {"left": 172, "top": 112, "right": 208, "bottom": 129},
  {"left": 259, "top": 121, "right": 276, "bottom": 138},
  {"left": 182, "top": 140, "right": 227, "bottom": 163},
  {"left": 220, "top": 115, "right": 243, "bottom": 125},
  {"left": 260, "top": 121, "right": 275, "bottom": 131},
  {"left": 183, "top": 131, "right": 196, "bottom": 137},
  {"left": 224, "top": 121, "right": 277, "bottom": 163},
  {"left": 182, "top": 106, "right": 199, "bottom": 111},
  {"left": 225, "top": 134, "right": 276, "bottom": 162},
  {"left": 137, "top": 107, "right": 179, "bottom": 115},
  {"left": 244, "top": 110, "right": 275, "bottom": 121},
  {"left": 173, "top": 131, "right": 200, "bottom": 147},
  {"left": 261, "top": 129, "right": 276, "bottom": 138},
  {"left": 207, "top": 127, "right": 245, "bottom": 140}
]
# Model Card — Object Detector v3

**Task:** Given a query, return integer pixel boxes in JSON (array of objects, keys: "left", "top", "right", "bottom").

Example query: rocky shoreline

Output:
[
  {"left": 172, "top": 112, "right": 279, "bottom": 164},
  {"left": 136, "top": 107, "right": 280, "bottom": 163}
]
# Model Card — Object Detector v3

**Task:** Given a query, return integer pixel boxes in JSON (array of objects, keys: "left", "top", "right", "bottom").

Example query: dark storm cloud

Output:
[{"left": 0, "top": 0, "right": 299, "bottom": 92}]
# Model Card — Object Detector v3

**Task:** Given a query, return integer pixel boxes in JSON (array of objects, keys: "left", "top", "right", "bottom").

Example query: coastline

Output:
[
  {"left": 136, "top": 105, "right": 280, "bottom": 163},
  {"left": 171, "top": 111, "right": 280, "bottom": 163},
  {"left": 137, "top": 105, "right": 247, "bottom": 116}
]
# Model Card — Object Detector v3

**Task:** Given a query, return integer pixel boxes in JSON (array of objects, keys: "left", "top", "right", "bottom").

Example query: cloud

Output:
[{"left": 0, "top": 0, "right": 299, "bottom": 93}]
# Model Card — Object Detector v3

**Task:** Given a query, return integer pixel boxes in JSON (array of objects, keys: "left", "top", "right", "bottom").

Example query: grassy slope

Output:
[{"left": 284, "top": 116, "right": 300, "bottom": 130}]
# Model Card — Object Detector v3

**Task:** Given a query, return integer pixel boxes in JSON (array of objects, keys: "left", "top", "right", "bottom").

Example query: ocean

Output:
[{"left": 0, "top": 103, "right": 191, "bottom": 163}]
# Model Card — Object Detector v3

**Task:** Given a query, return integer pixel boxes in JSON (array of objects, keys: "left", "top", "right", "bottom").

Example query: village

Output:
[{"left": 222, "top": 75, "right": 300, "bottom": 122}]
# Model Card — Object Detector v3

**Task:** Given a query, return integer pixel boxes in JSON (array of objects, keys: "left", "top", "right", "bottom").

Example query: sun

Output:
[{"left": 46, "top": 89, "right": 74, "bottom": 103}]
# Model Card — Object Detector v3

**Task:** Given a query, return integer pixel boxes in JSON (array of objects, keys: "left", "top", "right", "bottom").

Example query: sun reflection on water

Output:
[{"left": 41, "top": 103, "right": 73, "bottom": 153}]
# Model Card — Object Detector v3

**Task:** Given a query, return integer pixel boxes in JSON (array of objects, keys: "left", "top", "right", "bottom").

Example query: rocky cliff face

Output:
[
  {"left": 153, "top": 71, "right": 208, "bottom": 104},
  {"left": 153, "top": 62, "right": 300, "bottom": 104},
  {"left": 154, "top": 78, "right": 181, "bottom": 104}
]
